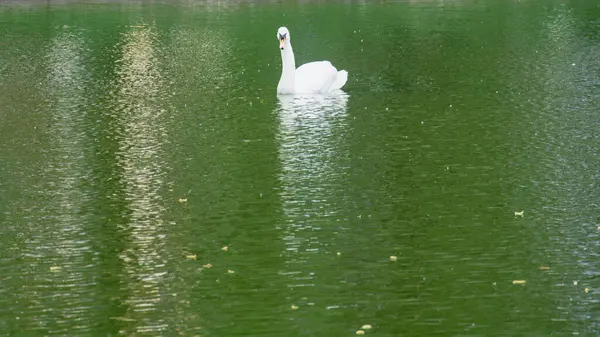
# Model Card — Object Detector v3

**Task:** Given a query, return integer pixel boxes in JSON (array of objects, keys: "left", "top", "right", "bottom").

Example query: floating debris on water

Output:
[
  {"left": 356, "top": 330, "right": 365, "bottom": 335},
  {"left": 291, "top": 305, "right": 298, "bottom": 310},
  {"left": 361, "top": 324, "right": 373, "bottom": 330},
  {"left": 539, "top": 266, "right": 550, "bottom": 270},
  {"left": 109, "top": 316, "right": 136, "bottom": 322},
  {"left": 512, "top": 280, "right": 526, "bottom": 285},
  {"left": 573, "top": 280, "right": 578, "bottom": 286},
  {"left": 178, "top": 198, "right": 187, "bottom": 203},
  {"left": 514, "top": 211, "right": 524, "bottom": 217},
  {"left": 202, "top": 263, "right": 212, "bottom": 268},
  {"left": 50, "top": 266, "right": 61, "bottom": 272},
  {"left": 337, "top": 252, "right": 342, "bottom": 256},
  {"left": 389, "top": 256, "right": 397, "bottom": 262},
  {"left": 585, "top": 288, "right": 589, "bottom": 293},
  {"left": 221, "top": 246, "right": 229, "bottom": 252},
  {"left": 227, "top": 270, "right": 234, "bottom": 274},
  {"left": 186, "top": 255, "right": 197, "bottom": 260}
]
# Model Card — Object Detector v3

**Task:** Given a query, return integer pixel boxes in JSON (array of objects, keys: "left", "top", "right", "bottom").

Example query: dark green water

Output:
[{"left": 1, "top": 1, "right": 599, "bottom": 336}]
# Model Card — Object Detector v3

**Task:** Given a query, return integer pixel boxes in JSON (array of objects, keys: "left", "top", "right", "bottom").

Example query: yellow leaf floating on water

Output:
[
  {"left": 227, "top": 270, "right": 234, "bottom": 274},
  {"left": 186, "top": 255, "right": 196, "bottom": 260},
  {"left": 178, "top": 198, "right": 187, "bottom": 203},
  {"left": 389, "top": 256, "right": 397, "bottom": 262},
  {"left": 585, "top": 288, "right": 589, "bottom": 293},
  {"left": 336, "top": 252, "right": 341, "bottom": 256},
  {"left": 539, "top": 266, "right": 550, "bottom": 270},
  {"left": 361, "top": 324, "right": 373, "bottom": 330},
  {"left": 291, "top": 305, "right": 298, "bottom": 310},
  {"left": 221, "top": 246, "right": 229, "bottom": 252},
  {"left": 202, "top": 263, "right": 212, "bottom": 268},
  {"left": 512, "top": 280, "right": 526, "bottom": 285},
  {"left": 573, "top": 280, "right": 578, "bottom": 286},
  {"left": 514, "top": 211, "right": 524, "bottom": 217},
  {"left": 356, "top": 330, "right": 365, "bottom": 335},
  {"left": 50, "top": 266, "right": 61, "bottom": 272}
]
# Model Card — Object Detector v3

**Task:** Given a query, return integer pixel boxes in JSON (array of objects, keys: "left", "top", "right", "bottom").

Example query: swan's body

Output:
[{"left": 277, "top": 27, "right": 348, "bottom": 95}]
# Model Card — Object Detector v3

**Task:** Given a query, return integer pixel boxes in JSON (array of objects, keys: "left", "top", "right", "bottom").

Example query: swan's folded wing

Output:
[
  {"left": 295, "top": 61, "right": 338, "bottom": 94},
  {"left": 331, "top": 70, "right": 348, "bottom": 90}
]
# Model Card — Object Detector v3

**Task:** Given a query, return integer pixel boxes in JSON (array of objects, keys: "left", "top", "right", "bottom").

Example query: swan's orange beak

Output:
[{"left": 279, "top": 37, "right": 285, "bottom": 50}]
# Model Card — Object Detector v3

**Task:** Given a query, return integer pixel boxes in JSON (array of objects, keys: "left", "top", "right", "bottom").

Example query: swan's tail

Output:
[{"left": 331, "top": 70, "right": 348, "bottom": 90}]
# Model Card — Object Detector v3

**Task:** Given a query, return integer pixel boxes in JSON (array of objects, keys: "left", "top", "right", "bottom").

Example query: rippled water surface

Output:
[{"left": 0, "top": 1, "right": 599, "bottom": 336}]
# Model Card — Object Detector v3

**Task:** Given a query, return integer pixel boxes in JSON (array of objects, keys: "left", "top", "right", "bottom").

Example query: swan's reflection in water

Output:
[{"left": 276, "top": 93, "right": 349, "bottom": 293}]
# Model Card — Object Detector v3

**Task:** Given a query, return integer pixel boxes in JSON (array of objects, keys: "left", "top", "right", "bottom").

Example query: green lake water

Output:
[{"left": 0, "top": 1, "right": 599, "bottom": 336}]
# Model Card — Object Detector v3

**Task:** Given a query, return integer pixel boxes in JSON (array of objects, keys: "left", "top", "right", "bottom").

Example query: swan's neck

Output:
[{"left": 278, "top": 43, "right": 296, "bottom": 94}]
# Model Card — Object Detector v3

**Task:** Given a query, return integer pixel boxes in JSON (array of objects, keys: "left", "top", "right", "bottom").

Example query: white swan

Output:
[{"left": 277, "top": 27, "right": 348, "bottom": 95}]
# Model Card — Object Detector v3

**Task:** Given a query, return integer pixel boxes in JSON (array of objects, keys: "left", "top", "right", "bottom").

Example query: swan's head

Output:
[{"left": 277, "top": 27, "right": 290, "bottom": 50}]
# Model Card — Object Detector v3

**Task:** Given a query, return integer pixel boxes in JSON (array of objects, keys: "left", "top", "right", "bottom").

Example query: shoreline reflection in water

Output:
[{"left": 111, "top": 23, "right": 172, "bottom": 335}]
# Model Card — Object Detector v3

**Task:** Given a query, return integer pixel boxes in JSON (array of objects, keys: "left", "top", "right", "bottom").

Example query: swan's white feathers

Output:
[
  {"left": 277, "top": 27, "right": 348, "bottom": 95},
  {"left": 331, "top": 69, "right": 348, "bottom": 90},
  {"left": 295, "top": 61, "right": 339, "bottom": 94}
]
